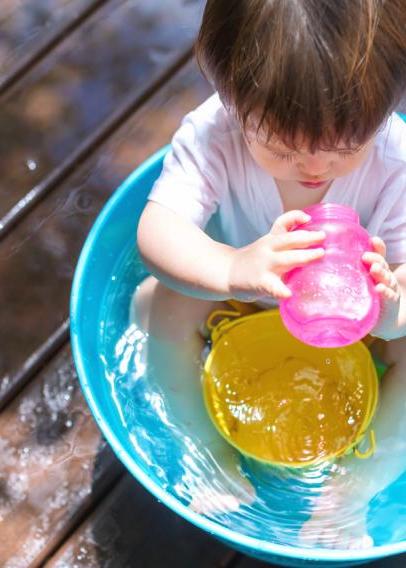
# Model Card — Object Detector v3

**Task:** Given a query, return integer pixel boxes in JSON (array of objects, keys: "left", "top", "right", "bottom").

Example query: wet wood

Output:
[
  {"left": 0, "top": 59, "right": 212, "bottom": 409},
  {"left": 0, "top": 0, "right": 204, "bottom": 218},
  {"left": 0, "top": 320, "right": 70, "bottom": 412},
  {"left": 0, "top": 48, "right": 193, "bottom": 240},
  {"left": 368, "top": 555, "right": 406, "bottom": 567},
  {"left": 0, "top": 0, "right": 110, "bottom": 96},
  {"left": 0, "top": 344, "right": 123, "bottom": 567},
  {"left": 0, "top": 0, "right": 92, "bottom": 78},
  {"left": 45, "top": 473, "right": 231, "bottom": 567}
]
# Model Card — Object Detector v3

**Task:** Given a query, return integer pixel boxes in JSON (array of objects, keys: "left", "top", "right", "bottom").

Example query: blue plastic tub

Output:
[{"left": 71, "top": 128, "right": 406, "bottom": 566}]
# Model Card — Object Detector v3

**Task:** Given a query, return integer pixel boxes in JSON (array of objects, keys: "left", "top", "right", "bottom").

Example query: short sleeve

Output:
[
  {"left": 148, "top": 108, "right": 227, "bottom": 229},
  {"left": 367, "top": 172, "right": 406, "bottom": 265}
]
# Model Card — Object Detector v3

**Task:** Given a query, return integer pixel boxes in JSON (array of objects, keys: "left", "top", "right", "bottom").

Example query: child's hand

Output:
[
  {"left": 362, "top": 236, "right": 401, "bottom": 339},
  {"left": 227, "top": 210, "right": 325, "bottom": 302}
]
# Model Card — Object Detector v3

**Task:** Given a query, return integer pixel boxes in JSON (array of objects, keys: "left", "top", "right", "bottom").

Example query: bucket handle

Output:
[
  {"left": 206, "top": 309, "right": 241, "bottom": 343},
  {"left": 354, "top": 429, "right": 376, "bottom": 460}
]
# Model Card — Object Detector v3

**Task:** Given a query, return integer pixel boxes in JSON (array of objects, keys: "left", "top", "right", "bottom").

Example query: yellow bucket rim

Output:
[{"left": 203, "top": 309, "right": 379, "bottom": 469}]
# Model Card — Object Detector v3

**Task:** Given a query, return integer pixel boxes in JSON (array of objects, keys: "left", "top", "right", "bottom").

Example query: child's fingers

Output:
[
  {"left": 370, "top": 236, "right": 386, "bottom": 257},
  {"left": 370, "top": 263, "right": 398, "bottom": 290},
  {"left": 375, "top": 282, "right": 400, "bottom": 302},
  {"left": 260, "top": 273, "right": 292, "bottom": 298},
  {"left": 362, "top": 251, "right": 388, "bottom": 269},
  {"left": 270, "top": 229, "right": 325, "bottom": 251},
  {"left": 270, "top": 210, "right": 310, "bottom": 235},
  {"left": 274, "top": 247, "right": 325, "bottom": 270}
]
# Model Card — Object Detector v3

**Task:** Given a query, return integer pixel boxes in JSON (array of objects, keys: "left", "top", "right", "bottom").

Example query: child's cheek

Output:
[{"left": 342, "top": 145, "right": 374, "bottom": 175}]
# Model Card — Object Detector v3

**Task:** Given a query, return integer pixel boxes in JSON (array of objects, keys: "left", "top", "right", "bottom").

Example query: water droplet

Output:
[{"left": 26, "top": 158, "right": 37, "bottom": 171}]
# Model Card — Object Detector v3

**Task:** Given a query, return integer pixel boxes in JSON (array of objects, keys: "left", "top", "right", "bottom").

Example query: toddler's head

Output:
[{"left": 196, "top": 1, "right": 406, "bottom": 183}]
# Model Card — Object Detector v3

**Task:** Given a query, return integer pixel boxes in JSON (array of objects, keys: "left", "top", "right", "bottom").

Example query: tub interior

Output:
[{"left": 71, "top": 146, "right": 406, "bottom": 567}]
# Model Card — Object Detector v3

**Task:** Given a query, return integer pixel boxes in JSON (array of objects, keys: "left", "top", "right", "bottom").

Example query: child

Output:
[{"left": 133, "top": 0, "right": 406, "bottom": 549}]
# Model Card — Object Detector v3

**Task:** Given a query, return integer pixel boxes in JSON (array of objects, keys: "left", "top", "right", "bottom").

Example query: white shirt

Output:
[{"left": 149, "top": 94, "right": 406, "bottom": 265}]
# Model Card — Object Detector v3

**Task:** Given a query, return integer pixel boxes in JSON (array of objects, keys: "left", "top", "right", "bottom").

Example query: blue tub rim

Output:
[{"left": 70, "top": 144, "right": 406, "bottom": 565}]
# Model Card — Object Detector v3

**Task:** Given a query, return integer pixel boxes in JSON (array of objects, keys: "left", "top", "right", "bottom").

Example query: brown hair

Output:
[{"left": 196, "top": 0, "right": 406, "bottom": 150}]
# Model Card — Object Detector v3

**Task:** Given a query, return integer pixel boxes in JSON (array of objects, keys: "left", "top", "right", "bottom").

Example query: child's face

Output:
[{"left": 244, "top": 128, "right": 374, "bottom": 191}]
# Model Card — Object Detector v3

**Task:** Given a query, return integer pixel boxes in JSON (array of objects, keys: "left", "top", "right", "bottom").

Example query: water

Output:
[{"left": 98, "top": 242, "right": 406, "bottom": 550}]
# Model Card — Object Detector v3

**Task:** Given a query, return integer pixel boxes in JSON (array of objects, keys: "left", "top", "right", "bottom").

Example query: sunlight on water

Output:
[{"left": 98, "top": 243, "right": 406, "bottom": 550}]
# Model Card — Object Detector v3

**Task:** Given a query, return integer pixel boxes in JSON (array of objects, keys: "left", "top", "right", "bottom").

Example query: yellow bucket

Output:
[{"left": 203, "top": 309, "right": 379, "bottom": 468}]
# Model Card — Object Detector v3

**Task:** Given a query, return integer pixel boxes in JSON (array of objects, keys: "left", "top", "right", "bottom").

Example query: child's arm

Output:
[
  {"left": 138, "top": 201, "right": 325, "bottom": 302},
  {"left": 393, "top": 263, "right": 406, "bottom": 332}
]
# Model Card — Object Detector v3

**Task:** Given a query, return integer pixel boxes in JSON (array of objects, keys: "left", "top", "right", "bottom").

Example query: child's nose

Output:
[{"left": 298, "top": 154, "right": 332, "bottom": 177}]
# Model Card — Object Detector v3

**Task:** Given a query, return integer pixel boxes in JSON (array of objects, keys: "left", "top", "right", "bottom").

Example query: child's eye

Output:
[
  {"left": 337, "top": 146, "right": 364, "bottom": 159},
  {"left": 338, "top": 151, "right": 357, "bottom": 159},
  {"left": 269, "top": 150, "right": 296, "bottom": 162}
]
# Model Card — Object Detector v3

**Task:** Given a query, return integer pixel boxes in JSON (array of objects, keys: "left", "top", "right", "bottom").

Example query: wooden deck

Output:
[{"left": 0, "top": 1, "right": 405, "bottom": 566}]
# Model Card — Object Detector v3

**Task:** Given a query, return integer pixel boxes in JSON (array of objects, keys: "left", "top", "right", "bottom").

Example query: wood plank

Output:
[
  {"left": 0, "top": 60, "right": 212, "bottom": 406},
  {"left": 0, "top": 48, "right": 193, "bottom": 240},
  {"left": 0, "top": 0, "right": 204, "bottom": 218},
  {"left": 45, "top": 474, "right": 231, "bottom": 567},
  {"left": 0, "top": 344, "right": 123, "bottom": 567},
  {"left": 0, "top": 321, "right": 69, "bottom": 410},
  {"left": 0, "top": 0, "right": 92, "bottom": 78},
  {"left": 0, "top": 1, "right": 111, "bottom": 96}
]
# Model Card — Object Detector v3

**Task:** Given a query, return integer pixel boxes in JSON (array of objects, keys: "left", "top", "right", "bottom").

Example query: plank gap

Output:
[
  {"left": 39, "top": 468, "right": 126, "bottom": 568},
  {"left": 0, "top": 319, "right": 70, "bottom": 411}
]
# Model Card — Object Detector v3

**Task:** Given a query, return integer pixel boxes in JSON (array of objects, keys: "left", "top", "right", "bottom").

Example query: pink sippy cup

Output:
[{"left": 279, "top": 203, "right": 380, "bottom": 347}]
